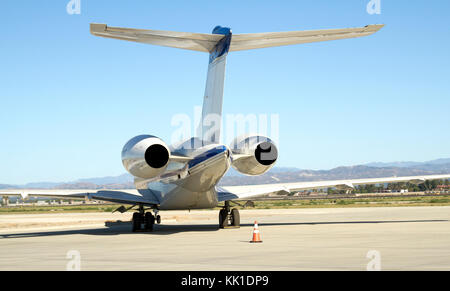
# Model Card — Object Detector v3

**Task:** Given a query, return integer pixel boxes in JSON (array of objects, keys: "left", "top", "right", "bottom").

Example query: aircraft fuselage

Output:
[{"left": 136, "top": 140, "right": 232, "bottom": 210}]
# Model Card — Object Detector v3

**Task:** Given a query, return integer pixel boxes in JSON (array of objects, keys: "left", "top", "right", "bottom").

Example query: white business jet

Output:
[{"left": 2, "top": 23, "right": 449, "bottom": 231}]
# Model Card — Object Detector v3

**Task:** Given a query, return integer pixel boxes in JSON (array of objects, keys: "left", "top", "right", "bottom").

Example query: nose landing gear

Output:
[{"left": 219, "top": 201, "right": 240, "bottom": 229}]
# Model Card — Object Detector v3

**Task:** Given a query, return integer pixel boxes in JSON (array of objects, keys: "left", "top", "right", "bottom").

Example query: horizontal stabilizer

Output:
[
  {"left": 90, "top": 23, "right": 384, "bottom": 53},
  {"left": 90, "top": 23, "right": 223, "bottom": 52},
  {"left": 229, "top": 24, "right": 384, "bottom": 51}
]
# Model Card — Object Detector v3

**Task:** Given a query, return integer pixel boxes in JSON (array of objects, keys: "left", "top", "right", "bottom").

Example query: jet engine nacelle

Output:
[
  {"left": 230, "top": 135, "right": 278, "bottom": 176},
  {"left": 121, "top": 135, "right": 170, "bottom": 179}
]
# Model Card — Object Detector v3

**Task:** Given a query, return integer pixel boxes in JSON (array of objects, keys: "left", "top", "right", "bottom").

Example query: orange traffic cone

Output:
[{"left": 250, "top": 221, "right": 263, "bottom": 243}]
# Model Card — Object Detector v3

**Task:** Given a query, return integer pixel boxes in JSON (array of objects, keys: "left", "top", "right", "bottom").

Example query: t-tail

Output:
[
  {"left": 198, "top": 26, "right": 232, "bottom": 144},
  {"left": 90, "top": 23, "right": 384, "bottom": 144}
]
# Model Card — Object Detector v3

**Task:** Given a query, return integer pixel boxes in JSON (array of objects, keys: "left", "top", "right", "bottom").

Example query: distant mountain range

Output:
[
  {"left": 1, "top": 158, "right": 449, "bottom": 189},
  {"left": 364, "top": 158, "right": 450, "bottom": 168},
  {"left": 0, "top": 174, "right": 134, "bottom": 190}
]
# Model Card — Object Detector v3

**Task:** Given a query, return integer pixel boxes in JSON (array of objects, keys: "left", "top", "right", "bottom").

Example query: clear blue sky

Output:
[{"left": 1, "top": 1, "right": 449, "bottom": 184}]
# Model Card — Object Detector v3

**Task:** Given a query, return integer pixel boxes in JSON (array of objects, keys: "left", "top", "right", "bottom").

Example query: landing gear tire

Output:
[
  {"left": 231, "top": 208, "right": 240, "bottom": 227},
  {"left": 144, "top": 212, "right": 155, "bottom": 231},
  {"left": 132, "top": 212, "right": 142, "bottom": 232},
  {"left": 219, "top": 201, "right": 240, "bottom": 229},
  {"left": 132, "top": 206, "right": 157, "bottom": 232},
  {"left": 156, "top": 215, "right": 161, "bottom": 224},
  {"left": 219, "top": 209, "right": 228, "bottom": 229}
]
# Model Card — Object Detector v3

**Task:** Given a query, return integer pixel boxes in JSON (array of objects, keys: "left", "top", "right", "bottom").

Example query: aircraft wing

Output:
[
  {"left": 217, "top": 174, "right": 450, "bottom": 201},
  {"left": 0, "top": 189, "right": 159, "bottom": 206}
]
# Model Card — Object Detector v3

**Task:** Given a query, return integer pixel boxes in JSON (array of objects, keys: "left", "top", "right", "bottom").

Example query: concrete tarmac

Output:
[{"left": 0, "top": 206, "right": 449, "bottom": 270}]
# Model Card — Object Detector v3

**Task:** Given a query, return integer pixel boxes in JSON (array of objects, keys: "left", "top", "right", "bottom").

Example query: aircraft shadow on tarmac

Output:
[{"left": 0, "top": 219, "right": 447, "bottom": 239}]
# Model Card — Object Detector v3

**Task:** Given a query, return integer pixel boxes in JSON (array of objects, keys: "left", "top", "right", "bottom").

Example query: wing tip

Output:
[{"left": 365, "top": 24, "right": 385, "bottom": 32}]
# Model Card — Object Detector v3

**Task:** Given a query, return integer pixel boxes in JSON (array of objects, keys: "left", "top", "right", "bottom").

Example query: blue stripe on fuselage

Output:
[{"left": 188, "top": 146, "right": 227, "bottom": 168}]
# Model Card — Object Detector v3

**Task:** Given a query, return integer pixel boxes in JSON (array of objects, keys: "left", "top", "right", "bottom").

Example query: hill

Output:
[{"left": 1, "top": 159, "right": 449, "bottom": 189}]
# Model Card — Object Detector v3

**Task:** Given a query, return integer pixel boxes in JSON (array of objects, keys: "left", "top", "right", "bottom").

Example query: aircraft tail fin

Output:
[{"left": 197, "top": 26, "right": 232, "bottom": 144}]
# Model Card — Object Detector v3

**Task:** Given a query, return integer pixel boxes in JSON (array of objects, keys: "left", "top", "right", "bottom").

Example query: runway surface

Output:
[{"left": 1, "top": 206, "right": 450, "bottom": 270}]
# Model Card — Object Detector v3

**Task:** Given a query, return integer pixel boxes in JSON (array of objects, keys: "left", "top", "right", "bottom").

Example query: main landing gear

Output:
[
  {"left": 132, "top": 205, "right": 161, "bottom": 232},
  {"left": 219, "top": 201, "right": 240, "bottom": 229}
]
